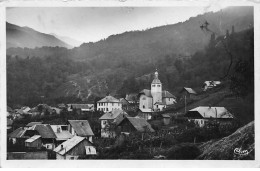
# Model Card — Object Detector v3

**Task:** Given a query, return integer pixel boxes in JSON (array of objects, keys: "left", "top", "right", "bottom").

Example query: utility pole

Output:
[{"left": 184, "top": 95, "right": 187, "bottom": 113}]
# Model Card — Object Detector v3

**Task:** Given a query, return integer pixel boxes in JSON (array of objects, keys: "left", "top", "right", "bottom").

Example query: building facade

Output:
[{"left": 97, "top": 95, "right": 122, "bottom": 112}]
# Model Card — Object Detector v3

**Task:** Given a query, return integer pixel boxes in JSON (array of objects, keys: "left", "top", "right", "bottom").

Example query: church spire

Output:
[{"left": 152, "top": 69, "right": 161, "bottom": 84}]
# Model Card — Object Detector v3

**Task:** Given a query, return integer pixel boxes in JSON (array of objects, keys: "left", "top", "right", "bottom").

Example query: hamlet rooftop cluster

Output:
[{"left": 7, "top": 70, "right": 233, "bottom": 160}]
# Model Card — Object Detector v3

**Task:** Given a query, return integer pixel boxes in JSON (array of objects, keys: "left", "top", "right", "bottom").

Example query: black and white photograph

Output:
[{"left": 1, "top": 0, "right": 259, "bottom": 167}]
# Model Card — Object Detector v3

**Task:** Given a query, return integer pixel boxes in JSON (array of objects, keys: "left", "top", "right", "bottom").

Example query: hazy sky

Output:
[{"left": 6, "top": 7, "right": 223, "bottom": 43}]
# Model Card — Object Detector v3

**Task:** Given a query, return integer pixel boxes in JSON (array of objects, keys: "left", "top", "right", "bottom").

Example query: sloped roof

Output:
[
  {"left": 162, "top": 90, "right": 176, "bottom": 98},
  {"left": 67, "top": 104, "right": 94, "bottom": 110},
  {"left": 204, "top": 81, "right": 221, "bottom": 86},
  {"left": 54, "top": 136, "right": 87, "bottom": 155},
  {"left": 154, "top": 101, "right": 167, "bottom": 105},
  {"left": 26, "top": 122, "right": 43, "bottom": 127},
  {"left": 99, "top": 109, "right": 127, "bottom": 120},
  {"left": 68, "top": 120, "right": 94, "bottom": 136},
  {"left": 126, "top": 117, "right": 155, "bottom": 132},
  {"left": 98, "top": 96, "right": 120, "bottom": 103},
  {"left": 152, "top": 78, "right": 161, "bottom": 84},
  {"left": 182, "top": 87, "right": 197, "bottom": 94},
  {"left": 139, "top": 89, "right": 152, "bottom": 97},
  {"left": 139, "top": 108, "right": 153, "bottom": 113},
  {"left": 55, "top": 131, "right": 74, "bottom": 141},
  {"left": 162, "top": 114, "right": 171, "bottom": 118},
  {"left": 33, "top": 124, "right": 57, "bottom": 138},
  {"left": 8, "top": 127, "right": 26, "bottom": 138},
  {"left": 187, "top": 106, "right": 233, "bottom": 119},
  {"left": 25, "top": 135, "right": 41, "bottom": 143}
]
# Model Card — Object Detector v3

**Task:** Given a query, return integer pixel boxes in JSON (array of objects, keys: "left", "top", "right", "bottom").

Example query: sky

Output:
[{"left": 6, "top": 7, "right": 224, "bottom": 43}]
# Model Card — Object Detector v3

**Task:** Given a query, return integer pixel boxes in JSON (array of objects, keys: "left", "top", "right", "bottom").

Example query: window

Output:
[
  {"left": 152, "top": 85, "right": 155, "bottom": 87},
  {"left": 106, "top": 108, "right": 108, "bottom": 111},
  {"left": 157, "top": 85, "right": 160, "bottom": 87},
  {"left": 143, "top": 105, "right": 145, "bottom": 109},
  {"left": 112, "top": 103, "right": 114, "bottom": 106},
  {"left": 142, "top": 97, "right": 146, "bottom": 100},
  {"left": 168, "top": 98, "right": 170, "bottom": 101}
]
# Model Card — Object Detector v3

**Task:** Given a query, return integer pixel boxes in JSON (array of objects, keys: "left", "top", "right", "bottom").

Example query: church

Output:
[{"left": 138, "top": 70, "right": 176, "bottom": 115}]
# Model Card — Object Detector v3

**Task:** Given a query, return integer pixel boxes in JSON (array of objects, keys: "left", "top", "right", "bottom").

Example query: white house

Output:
[
  {"left": 184, "top": 106, "right": 233, "bottom": 127},
  {"left": 139, "top": 70, "right": 176, "bottom": 113},
  {"left": 97, "top": 95, "right": 122, "bottom": 112},
  {"left": 203, "top": 81, "right": 221, "bottom": 91}
]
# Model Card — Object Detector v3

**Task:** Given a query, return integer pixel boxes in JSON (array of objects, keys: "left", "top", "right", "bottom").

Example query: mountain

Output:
[
  {"left": 50, "top": 33, "right": 83, "bottom": 47},
  {"left": 6, "top": 6, "right": 254, "bottom": 107},
  {"left": 6, "top": 22, "right": 72, "bottom": 49}
]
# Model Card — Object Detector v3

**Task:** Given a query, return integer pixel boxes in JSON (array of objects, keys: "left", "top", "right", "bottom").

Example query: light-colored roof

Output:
[
  {"left": 98, "top": 96, "right": 120, "bottom": 103},
  {"left": 183, "top": 87, "right": 197, "bottom": 94},
  {"left": 188, "top": 106, "right": 233, "bottom": 118},
  {"left": 26, "top": 122, "right": 43, "bottom": 127},
  {"left": 162, "top": 90, "right": 176, "bottom": 98},
  {"left": 99, "top": 109, "right": 127, "bottom": 120},
  {"left": 25, "top": 135, "right": 41, "bottom": 143},
  {"left": 204, "top": 81, "right": 221, "bottom": 86},
  {"left": 162, "top": 114, "right": 171, "bottom": 118},
  {"left": 124, "top": 117, "right": 155, "bottom": 132},
  {"left": 50, "top": 125, "right": 73, "bottom": 140},
  {"left": 154, "top": 101, "right": 167, "bottom": 105},
  {"left": 139, "top": 89, "right": 152, "bottom": 98},
  {"left": 54, "top": 136, "right": 86, "bottom": 155},
  {"left": 68, "top": 120, "right": 94, "bottom": 136},
  {"left": 139, "top": 108, "right": 153, "bottom": 113}
]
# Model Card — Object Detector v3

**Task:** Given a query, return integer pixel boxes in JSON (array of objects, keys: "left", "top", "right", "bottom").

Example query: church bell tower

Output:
[{"left": 151, "top": 69, "right": 162, "bottom": 106}]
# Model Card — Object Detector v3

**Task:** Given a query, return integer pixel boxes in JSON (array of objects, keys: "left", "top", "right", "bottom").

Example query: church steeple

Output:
[{"left": 151, "top": 69, "right": 162, "bottom": 105}]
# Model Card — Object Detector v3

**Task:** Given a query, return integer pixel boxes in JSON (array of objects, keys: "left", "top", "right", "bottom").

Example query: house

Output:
[
  {"left": 120, "top": 94, "right": 139, "bottom": 112},
  {"left": 25, "top": 135, "right": 42, "bottom": 149},
  {"left": 54, "top": 136, "right": 95, "bottom": 160},
  {"left": 68, "top": 120, "right": 94, "bottom": 142},
  {"left": 8, "top": 128, "right": 39, "bottom": 147},
  {"left": 162, "top": 114, "right": 171, "bottom": 125},
  {"left": 57, "top": 103, "right": 67, "bottom": 109},
  {"left": 203, "top": 81, "right": 221, "bottom": 91},
  {"left": 117, "top": 117, "right": 155, "bottom": 134},
  {"left": 139, "top": 70, "right": 176, "bottom": 113},
  {"left": 179, "top": 87, "right": 197, "bottom": 100},
  {"left": 31, "top": 124, "right": 57, "bottom": 150},
  {"left": 50, "top": 125, "right": 73, "bottom": 145},
  {"left": 184, "top": 106, "right": 233, "bottom": 127},
  {"left": 67, "top": 104, "right": 95, "bottom": 112},
  {"left": 97, "top": 95, "right": 122, "bottom": 112},
  {"left": 50, "top": 107, "right": 62, "bottom": 114},
  {"left": 99, "top": 109, "right": 128, "bottom": 138},
  {"left": 136, "top": 108, "right": 153, "bottom": 120}
]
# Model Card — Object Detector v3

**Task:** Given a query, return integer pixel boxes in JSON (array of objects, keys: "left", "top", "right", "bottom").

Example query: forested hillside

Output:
[{"left": 7, "top": 27, "right": 254, "bottom": 108}]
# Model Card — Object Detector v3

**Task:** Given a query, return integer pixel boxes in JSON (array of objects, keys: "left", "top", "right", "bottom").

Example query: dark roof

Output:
[
  {"left": 68, "top": 120, "right": 94, "bottom": 136},
  {"left": 162, "top": 90, "right": 176, "bottom": 98},
  {"left": 122, "top": 117, "right": 155, "bottom": 132},
  {"left": 8, "top": 127, "right": 26, "bottom": 138},
  {"left": 139, "top": 89, "right": 152, "bottom": 97},
  {"left": 26, "top": 122, "right": 43, "bottom": 127},
  {"left": 67, "top": 104, "right": 94, "bottom": 110},
  {"left": 33, "top": 124, "right": 57, "bottom": 138},
  {"left": 98, "top": 96, "right": 120, "bottom": 103},
  {"left": 99, "top": 109, "right": 127, "bottom": 120}
]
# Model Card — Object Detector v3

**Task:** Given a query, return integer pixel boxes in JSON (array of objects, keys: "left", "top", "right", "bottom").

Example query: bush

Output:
[{"left": 167, "top": 143, "right": 201, "bottom": 159}]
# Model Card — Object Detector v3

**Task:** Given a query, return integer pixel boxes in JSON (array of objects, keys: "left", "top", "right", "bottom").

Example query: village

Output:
[{"left": 6, "top": 70, "right": 237, "bottom": 160}]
